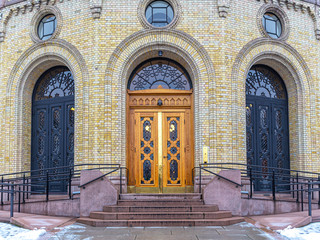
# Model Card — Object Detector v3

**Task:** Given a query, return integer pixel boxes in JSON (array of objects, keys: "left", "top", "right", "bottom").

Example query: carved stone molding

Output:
[
  {"left": 90, "top": 5, "right": 102, "bottom": 19},
  {"left": 0, "top": 31, "right": 4, "bottom": 42},
  {"left": 0, "top": 0, "right": 73, "bottom": 43},
  {"left": 255, "top": 0, "right": 320, "bottom": 40},
  {"left": 90, "top": 0, "right": 102, "bottom": 19},
  {"left": 217, "top": 0, "right": 231, "bottom": 18}
]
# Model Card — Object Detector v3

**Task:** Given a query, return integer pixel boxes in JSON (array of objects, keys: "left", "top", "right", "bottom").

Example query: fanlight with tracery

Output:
[
  {"left": 246, "top": 65, "right": 287, "bottom": 99},
  {"left": 34, "top": 66, "right": 74, "bottom": 101},
  {"left": 128, "top": 58, "right": 192, "bottom": 91}
]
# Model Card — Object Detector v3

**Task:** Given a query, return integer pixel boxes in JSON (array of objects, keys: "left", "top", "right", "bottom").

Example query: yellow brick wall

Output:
[{"left": 0, "top": 0, "right": 319, "bottom": 175}]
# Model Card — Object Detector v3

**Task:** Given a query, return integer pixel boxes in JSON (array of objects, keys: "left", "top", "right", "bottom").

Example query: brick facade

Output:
[{"left": 0, "top": 0, "right": 319, "bottom": 175}]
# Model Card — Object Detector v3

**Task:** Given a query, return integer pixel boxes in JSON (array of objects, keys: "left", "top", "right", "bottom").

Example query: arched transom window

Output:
[
  {"left": 246, "top": 65, "right": 287, "bottom": 99},
  {"left": 34, "top": 66, "right": 74, "bottom": 101},
  {"left": 128, "top": 58, "right": 192, "bottom": 91}
]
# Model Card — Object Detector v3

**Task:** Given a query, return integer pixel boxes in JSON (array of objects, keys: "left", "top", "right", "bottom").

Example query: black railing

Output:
[
  {"left": 196, "top": 163, "right": 320, "bottom": 216},
  {"left": 0, "top": 164, "right": 127, "bottom": 218}
]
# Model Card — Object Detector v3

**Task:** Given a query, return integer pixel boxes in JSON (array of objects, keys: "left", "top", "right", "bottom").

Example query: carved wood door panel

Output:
[{"left": 163, "top": 112, "right": 185, "bottom": 188}]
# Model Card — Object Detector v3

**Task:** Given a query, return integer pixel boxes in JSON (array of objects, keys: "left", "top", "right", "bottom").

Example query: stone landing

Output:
[{"left": 77, "top": 193, "right": 244, "bottom": 227}]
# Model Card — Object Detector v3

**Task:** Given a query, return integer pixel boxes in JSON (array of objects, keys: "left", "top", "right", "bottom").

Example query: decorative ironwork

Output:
[
  {"left": 39, "top": 111, "right": 45, "bottom": 130},
  {"left": 53, "top": 108, "right": 61, "bottom": 129},
  {"left": 246, "top": 65, "right": 289, "bottom": 192},
  {"left": 128, "top": 58, "right": 192, "bottom": 91},
  {"left": 139, "top": 117, "right": 155, "bottom": 185},
  {"left": 170, "top": 160, "right": 178, "bottom": 181},
  {"left": 38, "top": 135, "right": 44, "bottom": 155},
  {"left": 246, "top": 65, "right": 287, "bottom": 99},
  {"left": 34, "top": 67, "right": 74, "bottom": 101},
  {"left": 276, "top": 110, "right": 282, "bottom": 129},
  {"left": 53, "top": 135, "right": 60, "bottom": 154},
  {"left": 166, "top": 116, "right": 181, "bottom": 184},
  {"left": 143, "top": 160, "right": 152, "bottom": 181}
]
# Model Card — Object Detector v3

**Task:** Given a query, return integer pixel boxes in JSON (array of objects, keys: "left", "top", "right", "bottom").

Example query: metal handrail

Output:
[
  {"left": 79, "top": 166, "right": 120, "bottom": 189},
  {"left": 201, "top": 167, "right": 242, "bottom": 187},
  {"left": 0, "top": 163, "right": 125, "bottom": 218}
]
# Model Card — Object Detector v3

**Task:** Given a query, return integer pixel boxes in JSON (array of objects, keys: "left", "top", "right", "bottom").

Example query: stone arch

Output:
[
  {"left": 104, "top": 29, "right": 216, "bottom": 167},
  {"left": 231, "top": 38, "right": 315, "bottom": 172},
  {"left": 4, "top": 39, "right": 89, "bottom": 173}
]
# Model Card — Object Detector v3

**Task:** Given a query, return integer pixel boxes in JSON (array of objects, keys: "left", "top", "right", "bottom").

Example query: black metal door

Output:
[
  {"left": 32, "top": 97, "right": 74, "bottom": 193},
  {"left": 246, "top": 97, "right": 289, "bottom": 191},
  {"left": 31, "top": 66, "right": 75, "bottom": 193},
  {"left": 246, "top": 65, "right": 289, "bottom": 192}
]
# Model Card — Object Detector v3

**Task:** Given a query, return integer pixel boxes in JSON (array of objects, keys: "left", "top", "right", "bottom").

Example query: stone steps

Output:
[
  {"left": 89, "top": 211, "right": 232, "bottom": 220},
  {"left": 120, "top": 193, "right": 201, "bottom": 200},
  {"left": 103, "top": 205, "right": 219, "bottom": 212},
  {"left": 77, "top": 217, "right": 245, "bottom": 227},
  {"left": 77, "top": 193, "right": 244, "bottom": 227},
  {"left": 117, "top": 199, "right": 204, "bottom": 206}
]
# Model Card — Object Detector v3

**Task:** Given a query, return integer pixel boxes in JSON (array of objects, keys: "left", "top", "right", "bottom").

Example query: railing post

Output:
[
  {"left": 1, "top": 177, "right": 3, "bottom": 205},
  {"left": 296, "top": 173, "right": 299, "bottom": 203},
  {"left": 292, "top": 176, "right": 295, "bottom": 199},
  {"left": 312, "top": 179, "right": 314, "bottom": 200},
  {"left": 26, "top": 177, "right": 29, "bottom": 200},
  {"left": 7, "top": 181, "right": 9, "bottom": 201},
  {"left": 120, "top": 167, "right": 123, "bottom": 194},
  {"left": 318, "top": 175, "right": 320, "bottom": 206},
  {"left": 301, "top": 184, "right": 304, "bottom": 211},
  {"left": 272, "top": 170, "right": 276, "bottom": 201},
  {"left": 10, "top": 184, "right": 14, "bottom": 218},
  {"left": 249, "top": 167, "right": 253, "bottom": 199},
  {"left": 18, "top": 186, "right": 21, "bottom": 213},
  {"left": 69, "top": 169, "right": 72, "bottom": 200},
  {"left": 199, "top": 166, "right": 202, "bottom": 194},
  {"left": 46, "top": 170, "right": 49, "bottom": 202},
  {"left": 23, "top": 174, "right": 25, "bottom": 204},
  {"left": 308, "top": 181, "right": 312, "bottom": 217}
]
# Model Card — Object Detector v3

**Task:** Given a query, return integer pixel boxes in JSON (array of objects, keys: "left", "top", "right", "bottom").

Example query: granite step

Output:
[
  {"left": 103, "top": 205, "right": 219, "bottom": 213},
  {"left": 77, "top": 217, "right": 244, "bottom": 227},
  {"left": 117, "top": 199, "right": 204, "bottom": 206},
  {"left": 89, "top": 211, "right": 232, "bottom": 220},
  {"left": 120, "top": 193, "right": 201, "bottom": 200}
]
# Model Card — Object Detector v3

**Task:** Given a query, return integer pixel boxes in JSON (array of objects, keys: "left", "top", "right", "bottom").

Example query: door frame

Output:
[{"left": 126, "top": 89, "right": 194, "bottom": 193}]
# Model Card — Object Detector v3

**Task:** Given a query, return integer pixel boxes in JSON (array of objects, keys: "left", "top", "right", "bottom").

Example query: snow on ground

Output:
[
  {"left": 278, "top": 223, "right": 320, "bottom": 240},
  {"left": 0, "top": 222, "right": 46, "bottom": 240}
]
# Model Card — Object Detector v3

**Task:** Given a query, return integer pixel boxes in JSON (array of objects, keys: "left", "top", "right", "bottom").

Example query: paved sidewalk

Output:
[
  {"left": 48, "top": 222, "right": 282, "bottom": 240},
  {"left": 0, "top": 210, "right": 75, "bottom": 231},
  {"left": 247, "top": 209, "right": 320, "bottom": 231}
]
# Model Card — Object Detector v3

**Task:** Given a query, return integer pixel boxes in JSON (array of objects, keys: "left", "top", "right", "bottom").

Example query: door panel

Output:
[
  {"left": 129, "top": 109, "right": 190, "bottom": 193},
  {"left": 136, "top": 112, "right": 158, "bottom": 188},
  {"left": 246, "top": 96, "right": 289, "bottom": 192},
  {"left": 32, "top": 97, "right": 74, "bottom": 193},
  {"left": 163, "top": 113, "right": 184, "bottom": 187},
  {"left": 49, "top": 104, "right": 65, "bottom": 192}
]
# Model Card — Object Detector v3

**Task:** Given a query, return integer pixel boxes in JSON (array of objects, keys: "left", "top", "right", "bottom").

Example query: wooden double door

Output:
[{"left": 127, "top": 90, "right": 193, "bottom": 193}]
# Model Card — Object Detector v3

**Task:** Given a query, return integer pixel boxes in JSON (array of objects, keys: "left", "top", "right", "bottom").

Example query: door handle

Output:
[{"left": 163, "top": 156, "right": 167, "bottom": 158}]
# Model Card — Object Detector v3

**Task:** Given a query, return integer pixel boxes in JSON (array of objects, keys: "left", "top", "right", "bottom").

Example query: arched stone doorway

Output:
[
  {"left": 31, "top": 66, "right": 75, "bottom": 193},
  {"left": 127, "top": 58, "right": 194, "bottom": 193},
  {"left": 246, "top": 65, "right": 289, "bottom": 191}
]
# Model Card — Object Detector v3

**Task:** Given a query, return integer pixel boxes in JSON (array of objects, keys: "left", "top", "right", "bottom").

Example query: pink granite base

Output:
[{"left": 80, "top": 170, "right": 118, "bottom": 217}]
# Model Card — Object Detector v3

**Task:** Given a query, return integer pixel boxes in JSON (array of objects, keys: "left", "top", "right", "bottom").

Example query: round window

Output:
[
  {"left": 145, "top": 1, "right": 174, "bottom": 27},
  {"left": 37, "top": 14, "right": 57, "bottom": 41},
  {"left": 262, "top": 13, "right": 282, "bottom": 39}
]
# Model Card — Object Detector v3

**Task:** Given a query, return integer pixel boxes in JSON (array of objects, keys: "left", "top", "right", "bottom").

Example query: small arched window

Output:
[
  {"left": 246, "top": 65, "right": 287, "bottom": 99},
  {"left": 128, "top": 58, "right": 192, "bottom": 91},
  {"left": 34, "top": 66, "right": 74, "bottom": 101}
]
